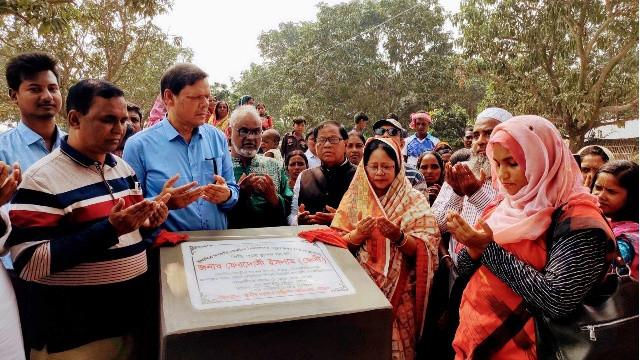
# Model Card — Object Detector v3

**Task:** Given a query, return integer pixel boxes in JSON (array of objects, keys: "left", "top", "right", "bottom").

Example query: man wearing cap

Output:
[
  {"left": 427, "top": 106, "right": 512, "bottom": 352},
  {"left": 403, "top": 111, "right": 440, "bottom": 168},
  {"left": 372, "top": 118, "right": 430, "bottom": 198},
  {"left": 432, "top": 107, "right": 512, "bottom": 281}
]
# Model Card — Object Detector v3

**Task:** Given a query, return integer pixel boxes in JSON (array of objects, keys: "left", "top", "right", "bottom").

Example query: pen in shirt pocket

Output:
[{"left": 205, "top": 157, "right": 218, "bottom": 181}]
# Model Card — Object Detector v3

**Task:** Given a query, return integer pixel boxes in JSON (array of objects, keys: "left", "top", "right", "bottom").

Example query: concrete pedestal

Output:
[{"left": 159, "top": 225, "right": 392, "bottom": 360}]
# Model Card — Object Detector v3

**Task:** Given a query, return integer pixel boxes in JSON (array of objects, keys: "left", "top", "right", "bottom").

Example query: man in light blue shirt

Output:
[
  {"left": 0, "top": 52, "right": 65, "bottom": 174},
  {"left": 123, "top": 63, "right": 238, "bottom": 231},
  {"left": 1, "top": 52, "right": 65, "bottom": 272}
]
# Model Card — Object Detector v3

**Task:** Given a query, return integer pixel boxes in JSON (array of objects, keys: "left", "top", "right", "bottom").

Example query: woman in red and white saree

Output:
[{"left": 331, "top": 138, "right": 440, "bottom": 360}]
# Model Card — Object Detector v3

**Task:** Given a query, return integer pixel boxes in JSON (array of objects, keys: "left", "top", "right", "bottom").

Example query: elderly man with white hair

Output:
[{"left": 227, "top": 105, "right": 292, "bottom": 229}]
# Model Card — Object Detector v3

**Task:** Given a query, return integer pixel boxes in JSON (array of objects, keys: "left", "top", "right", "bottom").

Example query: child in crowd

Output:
[
  {"left": 262, "top": 129, "right": 282, "bottom": 163},
  {"left": 591, "top": 160, "right": 639, "bottom": 279}
]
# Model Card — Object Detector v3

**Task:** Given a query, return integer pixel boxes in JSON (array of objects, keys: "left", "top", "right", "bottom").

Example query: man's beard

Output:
[
  {"left": 468, "top": 152, "right": 492, "bottom": 180},
  {"left": 233, "top": 143, "right": 258, "bottom": 158}
]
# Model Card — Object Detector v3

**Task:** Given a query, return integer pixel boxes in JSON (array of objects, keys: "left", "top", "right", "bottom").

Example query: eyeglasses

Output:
[
  {"left": 234, "top": 127, "right": 262, "bottom": 138},
  {"left": 374, "top": 128, "right": 401, "bottom": 136},
  {"left": 365, "top": 164, "right": 396, "bottom": 174},
  {"left": 315, "top": 137, "right": 343, "bottom": 145}
]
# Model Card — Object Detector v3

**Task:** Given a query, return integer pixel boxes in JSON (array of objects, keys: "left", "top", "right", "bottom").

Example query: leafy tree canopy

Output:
[{"left": 454, "top": 0, "right": 638, "bottom": 149}]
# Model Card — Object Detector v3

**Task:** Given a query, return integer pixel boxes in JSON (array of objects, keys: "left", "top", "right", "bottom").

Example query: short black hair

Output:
[
  {"left": 293, "top": 117, "right": 306, "bottom": 125},
  {"left": 305, "top": 128, "right": 316, "bottom": 141},
  {"left": 348, "top": 129, "right": 366, "bottom": 144},
  {"left": 66, "top": 79, "right": 124, "bottom": 115},
  {"left": 126, "top": 102, "right": 142, "bottom": 120},
  {"left": 313, "top": 121, "right": 348, "bottom": 140},
  {"left": 363, "top": 139, "right": 400, "bottom": 176},
  {"left": 464, "top": 125, "right": 474, "bottom": 133},
  {"left": 6, "top": 52, "right": 59, "bottom": 91},
  {"left": 387, "top": 112, "right": 399, "bottom": 121},
  {"left": 354, "top": 112, "right": 368, "bottom": 124},
  {"left": 160, "top": 63, "right": 208, "bottom": 97},
  {"left": 581, "top": 146, "right": 609, "bottom": 162}
]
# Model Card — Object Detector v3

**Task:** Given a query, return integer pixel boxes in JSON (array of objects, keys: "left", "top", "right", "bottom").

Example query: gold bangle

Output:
[
  {"left": 394, "top": 232, "right": 408, "bottom": 247},
  {"left": 345, "top": 231, "right": 359, "bottom": 246}
]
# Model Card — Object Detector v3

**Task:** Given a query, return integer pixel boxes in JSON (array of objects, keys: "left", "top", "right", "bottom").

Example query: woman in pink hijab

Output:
[{"left": 446, "top": 115, "right": 615, "bottom": 359}]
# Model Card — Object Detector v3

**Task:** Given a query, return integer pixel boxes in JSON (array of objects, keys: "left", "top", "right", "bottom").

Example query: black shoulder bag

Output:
[{"left": 534, "top": 207, "right": 639, "bottom": 360}]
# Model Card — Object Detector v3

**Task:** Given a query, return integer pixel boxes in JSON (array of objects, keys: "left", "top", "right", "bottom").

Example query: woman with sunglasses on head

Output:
[
  {"left": 417, "top": 151, "right": 445, "bottom": 205},
  {"left": 591, "top": 160, "right": 639, "bottom": 279},
  {"left": 447, "top": 115, "right": 614, "bottom": 358},
  {"left": 330, "top": 138, "right": 439, "bottom": 359}
]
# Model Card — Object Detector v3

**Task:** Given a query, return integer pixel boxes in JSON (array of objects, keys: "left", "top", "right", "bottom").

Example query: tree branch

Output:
[
  {"left": 599, "top": 99, "right": 639, "bottom": 114},
  {"left": 590, "top": 40, "right": 637, "bottom": 102}
]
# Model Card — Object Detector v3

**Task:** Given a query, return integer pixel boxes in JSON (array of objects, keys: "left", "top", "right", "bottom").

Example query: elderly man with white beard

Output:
[
  {"left": 227, "top": 105, "right": 292, "bottom": 229},
  {"left": 431, "top": 107, "right": 513, "bottom": 279}
]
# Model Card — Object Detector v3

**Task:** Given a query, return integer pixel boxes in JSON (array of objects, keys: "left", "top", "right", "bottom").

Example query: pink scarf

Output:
[{"left": 485, "top": 115, "right": 599, "bottom": 245}]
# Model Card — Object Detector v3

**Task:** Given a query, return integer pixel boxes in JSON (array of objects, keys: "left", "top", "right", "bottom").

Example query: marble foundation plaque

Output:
[
  {"left": 160, "top": 226, "right": 392, "bottom": 360},
  {"left": 181, "top": 238, "right": 356, "bottom": 309}
]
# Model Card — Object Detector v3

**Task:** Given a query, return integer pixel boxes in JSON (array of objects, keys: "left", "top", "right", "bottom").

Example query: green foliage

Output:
[
  {"left": 430, "top": 104, "right": 469, "bottom": 150},
  {"left": 454, "top": 0, "right": 639, "bottom": 149},
  {"left": 0, "top": 0, "right": 191, "bottom": 125},
  {"left": 234, "top": 0, "right": 473, "bottom": 132}
]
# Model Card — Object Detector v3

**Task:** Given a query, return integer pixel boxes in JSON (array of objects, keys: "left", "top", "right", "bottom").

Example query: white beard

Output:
[
  {"left": 233, "top": 143, "right": 258, "bottom": 158},
  {"left": 468, "top": 152, "right": 492, "bottom": 181}
]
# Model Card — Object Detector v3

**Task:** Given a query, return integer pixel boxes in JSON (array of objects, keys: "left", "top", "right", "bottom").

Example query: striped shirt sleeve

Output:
[
  {"left": 480, "top": 228, "right": 606, "bottom": 319},
  {"left": 431, "top": 182, "right": 463, "bottom": 233},
  {"left": 8, "top": 173, "right": 119, "bottom": 282}
]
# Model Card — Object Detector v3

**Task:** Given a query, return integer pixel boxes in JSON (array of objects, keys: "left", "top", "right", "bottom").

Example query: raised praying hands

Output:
[
  {"left": 446, "top": 210, "right": 493, "bottom": 260},
  {"left": 158, "top": 174, "right": 204, "bottom": 210},
  {"left": 0, "top": 161, "right": 21, "bottom": 206},
  {"left": 297, "top": 204, "right": 337, "bottom": 225},
  {"left": 444, "top": 163, "right": 486, "bottom": 197},
  {"left": 203, "top": 175, "right": 231, "bottom": 205}
]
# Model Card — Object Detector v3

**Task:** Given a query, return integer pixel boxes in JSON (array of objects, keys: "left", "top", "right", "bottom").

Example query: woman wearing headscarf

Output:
[
  {"left": 333, "top": 138, "right": 439, "bottom": 359},
  {"left": 446, "top": 115, "right": 614, "bottom": 359}
]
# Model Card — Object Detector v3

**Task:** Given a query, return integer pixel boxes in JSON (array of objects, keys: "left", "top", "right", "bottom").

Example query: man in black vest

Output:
[{"left": 288, "top": 121, "right": 356, "bottom": 226}]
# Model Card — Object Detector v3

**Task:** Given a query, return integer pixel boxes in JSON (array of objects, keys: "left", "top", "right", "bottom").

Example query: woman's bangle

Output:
[
  {"left": 440, "top": 254, "right": 452, "bottom": 263},
  {"left": 345, "top": 231, "right": 359, "bottom": 246},
  {"left": 393, "top": 232, "right": 407, "bottom": 247}
]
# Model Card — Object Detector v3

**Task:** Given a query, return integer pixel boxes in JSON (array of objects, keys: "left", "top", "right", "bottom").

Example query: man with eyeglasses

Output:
[
  {"left": 123, "top": 63, "right": 239, "bottom": 232},
  {"left": 226, "top": 105, "right": 291, "bottom": 228},
  {"left": 372, "top": 119, "right": 430, "bottom": 199},
  {"left": 289, "top": 121, "right": 356, "bottom": 225}
]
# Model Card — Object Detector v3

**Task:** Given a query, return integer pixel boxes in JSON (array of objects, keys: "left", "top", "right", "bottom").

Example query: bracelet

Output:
[
  {"left": 345, "top": 231, "right": 359, "bottom": 246},
  {"left": 393, "top": 232, "right": 408, "bottom": 247},
  {"left": 440, "top": 254, "right": 452, "bottom": 263}
]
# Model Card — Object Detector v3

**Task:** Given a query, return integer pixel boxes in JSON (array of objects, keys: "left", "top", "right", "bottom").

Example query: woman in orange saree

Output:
[{"left": 331, "top": 138, "right": 440, "bottom": 359}]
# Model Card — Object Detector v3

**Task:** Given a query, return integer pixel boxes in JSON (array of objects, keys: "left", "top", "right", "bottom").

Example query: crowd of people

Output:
[{"left": 0, "top": 52, "right": 637, "bottom": 360}]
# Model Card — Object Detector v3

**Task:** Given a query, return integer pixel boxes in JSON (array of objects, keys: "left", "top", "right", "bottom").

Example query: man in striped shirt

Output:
[
  {"left": 432, "top": 107, "right": 513, "bottom": 278},
  {"left": 7, "top": 79, "right": 169, "bottom": 358}
]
